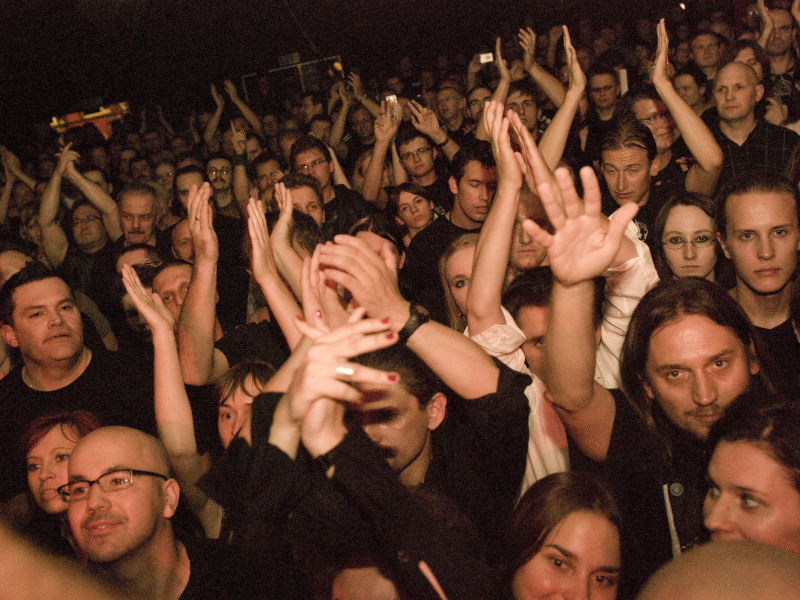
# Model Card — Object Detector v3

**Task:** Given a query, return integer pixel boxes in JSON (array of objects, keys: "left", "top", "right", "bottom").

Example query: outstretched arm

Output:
[
  {"left": 409, "top": 100, "right": 460, "bottom": 161},
  {"left": 328, "top": 82, "right": 352, "bottom": 155},
  {"left": 526, "top": 167, "right": 639, "bottom": 461},
  {"left": 757, "top": 0, "right": 775, "bottom": 48},
  {"left": 224, "top": 79, "right": 266, "bottom": 138},
  {"left": 269, "top": 182, "right": 306, "bottom": 299},
  {"left": 122, "top": 265, "right": 223, "bottom": 538},
  {"left": 519, "top": 27, "right": 567, "bottom": 108},
  {"left": 318, "top": 235, "right": 501, "bottom": 399},
  {"left": 467, "top": 101, "right": 523, "bottom": 335},
  {"left": 348, "top": 72, "right": 381, "bottom": 118},
  {"left": 38, "top": 145, "right": 74, "bottom": 268},
  {"left": 63, "top": 156, "right": 122, "bottom": 241},
  {"left": 362, "top": 100, "right": 400, "bottom": 204},
  {"left": 652, "top": 19, "right": 722, "bottom": 196},
  {"left": 203, "top": 84, "right": 225, "bottom": 145}
]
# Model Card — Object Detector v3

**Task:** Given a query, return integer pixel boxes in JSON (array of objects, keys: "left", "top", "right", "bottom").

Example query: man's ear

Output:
[
  {"left": 448, "top": 175, "right": 459, "bottom": 195},
  {"left": 639, "top": 375, "right": 655, "bottom": 400},
  {"left": 394, "top": 215, "right": 405, "bottom": 227},
  {"left": 162, "top": 478, "right": 180, "bottom": 519},
  {"left": 755, "top": 83, "right": 764, "bottom": 103},
  {"left": 649, "top": 159, "right": 660, "bottom": 177},
  {"left": 426, "top": 392, "right": 447, "bottom": 431},
  {"left": 1, "top": 323, "right": 18, "bottom": 349},
  {"left": 717, "top": 231, "right": 732, "bottom": 259}
]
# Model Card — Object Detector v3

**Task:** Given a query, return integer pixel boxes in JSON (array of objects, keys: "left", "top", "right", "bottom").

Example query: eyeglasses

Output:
[
  {"left": 638, "top": 111, "right": 672, "bottom": 125},
  {"left": 72, "top": 215, "right": 102, "bottom": 227},
  {"left": 662, "top": 234, "right": 715, "bottom": 250},
  {"left": 400, "top": 147, "right": 432, "bottom": 161},
  {"left": 207, "top": 167, "right": 231, "bottom": 176},
  {"left": 57, "top": 468, "right": 168, "bottom": 502},
  {"left": 295, "top": 158, "right": 328, "bottom": 173}
]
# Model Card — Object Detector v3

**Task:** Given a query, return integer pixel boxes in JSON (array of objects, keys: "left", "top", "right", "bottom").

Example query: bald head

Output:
[
  {"left": 70, "top": 426, "right": 171, "bottom": 479},
  {"left": 713, "top": 62, "right": 764, "bottom": 124},
  {"left": 637, "top": 541, "right": 800, "bottom": 600},
  {"left": 715, "top": 61, "right": 760, "bottom": 87}
]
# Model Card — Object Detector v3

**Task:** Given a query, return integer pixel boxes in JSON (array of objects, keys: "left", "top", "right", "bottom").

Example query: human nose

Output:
[
  {"left": 758, "top": 236, "right": 775, "bottom": 259},
  {"left": 618, "top": 172, "right": 628, "bottom": 191},
  {"left": 85, "top": 482, "right": 110, "bottom": 510},
  {"left": 704, "top": 493, "right": 737, "bottom": 538},
  {"left": 47, "top": 309, "right": 65, "bottom": 327},
  {"left": 692, "top": 371, "right": 717, "bottom": 406},
  {"left": 683, "top": 240, "right": 697, "bottom": 259},
  {"left": 562, "top": 577, "right": 590, "bottom": 600},
  {"left": 39, "top": 462, "right": 55, "bottom": 481}
]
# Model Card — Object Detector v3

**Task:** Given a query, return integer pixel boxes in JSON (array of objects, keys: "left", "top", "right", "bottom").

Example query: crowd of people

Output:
[{"left": 1, "top": 2, "right": 800, "bottom": 599}]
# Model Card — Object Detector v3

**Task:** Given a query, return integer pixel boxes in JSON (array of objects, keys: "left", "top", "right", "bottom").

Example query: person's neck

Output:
[
  {"left": 398, "top": 441, "right": 432, "bottom": 488},
  {"left": 769, "top": 52, "right": 796, "bottom": 75},
  {"left": 447, "top": 205, "right": 480, "bottom": 230},
  {"left": 731, "top": 279, "right": 792, "bottom": 329},
  {"left": 656, "top": 148, "right": 673, "bottom": 172},
  {"left": 701, "top": 65, "right": 718, "bottom": 81},
  {"left": 107, "top": 535, "right": 189, "bottom": 600},
  {"left": 22, "top": 347, "right": 92, "bottom": 392},
  {"left": 323, "top": 183, "right": 336, "bottom": 204},
  {"left": 719, "top": 114, "right": 758, "bottom": 145},
  {"left": 412, "top": 171, "right": 437, "bottom": 187},
  {"left": 79, "top": 238, "right": 108, "bottom": 255}
]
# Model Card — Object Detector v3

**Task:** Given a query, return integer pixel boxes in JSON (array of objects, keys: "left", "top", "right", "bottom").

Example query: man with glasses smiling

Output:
[
  {"left": 290, "top": 135, "right": 371, "bottom": 239},
  {"left": 63, "top": 426, "right": 227, "bottom": 600}
]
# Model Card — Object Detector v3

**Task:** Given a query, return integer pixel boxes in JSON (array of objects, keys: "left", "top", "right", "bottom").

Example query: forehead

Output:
[
  {"left": 602, "top": 146, "right": 650, "bottom": 166},
  {"left": 13, "top": 277, "right": 73, "bottom": 310},
  {"left": 693, "top": 34, "right": 718, "bottom": 48},
  {"left": 29, "top": 424, "right": 76, "bottom": 455},
  {"left": 172, "top": 220, "right": 191, "bottom": 239},
  {"left": 153, "top": 265, "right": 192, "bottom": 291},
  {"left": 290, "top": 186, "right": 320, "bottom": 204},
  {"left": 446, "top": 244, "right": 476, "bottom": 275},
  {"left": 70, "top": 430, "right": 158, "bottom": 478},
  {"left": 735, "top": 47, "right": 757, "bottom": 62},
  {"left": 664, "top": 204, "right": 714, "bottom": 230},
  {"left": 507, "top": 91, "right": 536, "bottom": 105},
  {"left": 459, "top": 160, "right": 497, "bottom": 184},
  {"left": 716, "top": 63, "right": 756, "bottom": 86},
  {"left": 120, "top": 192, "right": 155, "bottom": 212},
  {"left": 633, "top": 98, "right": 666, "bottom": 118},
  {"left": 725, "top": 191, "right": 798, "bottom": 228},
  {"left": 357, "top": 383, "right": 423, "bottom": 413},
  {"left": 772, "top": 9, "right": 794, "bottom": 26},
  {"left": 398, "top": 191, "right": 425, "bottom": 205},
  {"left": 73, "top": 204, "right": 101, "bottom": 219},
  {"left": 176, "top": 172, "right": 205, "bottom": 189},
  {"left": 398, "top": 137, "right": 428, "bottom": 152},
  {"left": 590, "top": 74, "right": 616, "bottom": 87},
  {"left": 207, "top": 158, "right": 231, "bottom": 169},
  {"left": 437, "top": 88, "right": 462, "bottom": 100},
  {"left": 155, "top": 163, "right": 173, "bottom": 174},
  {"left": 469, "top": 87, "right": 491, "bottom": 101},
  {"left": 294, "top": 148, "right": 326, "bottom": 164},
  {"left": 256, "top": 160, "right": 281, "bottom": 175},
  {"left": 674, "top": 74, "right": 699, "bottom": 87},
  {"left": 647, "top": 314, "right": 745, "bottom": 362}
]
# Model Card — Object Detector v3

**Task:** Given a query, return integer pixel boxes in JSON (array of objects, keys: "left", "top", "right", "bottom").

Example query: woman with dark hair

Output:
[
  {"left": 385, "top": 183, "right": 436, "bottom": 248},
  {"left": 704, "top": 396, "right": 800, "bottom": 554},
  {"left": 21, "top": 410, "right": 100, "bottom": 554},
  {"left": 651, "top": 193, "right": 720, "bottom": 281},
  {"left": 502, "top": 472, "right": 622, "bottom": 600}
]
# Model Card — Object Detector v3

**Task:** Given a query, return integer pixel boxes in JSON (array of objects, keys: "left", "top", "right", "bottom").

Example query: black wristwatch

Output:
[{"left": 398, "top": 304, "right": 430, "bottom": 343}]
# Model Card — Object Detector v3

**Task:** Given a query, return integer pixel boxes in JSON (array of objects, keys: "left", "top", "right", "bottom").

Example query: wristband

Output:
[
  {"left": 230, "top": 153, "right": 247, "bottom": 167},
  {"left": 398, "top": 304, "right": 430, "bottom": 343},
  {"left": 434, "top": 136, "right": 449, "bottom": 149}
]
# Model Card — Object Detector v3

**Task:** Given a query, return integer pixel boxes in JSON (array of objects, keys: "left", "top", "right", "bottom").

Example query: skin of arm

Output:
[
  {"left": 328, "top": 82, "right": 351, "bottom": 154},
  {"left": 64, "top": 160, "right": 123, "bottom": 241},
  {"left": 247, "top": 197, "right": 303, "bottom": 350},
  {"left": 38, "top": 146, "right": 73, "bottom": 268},
  {"left": 757, "top": 0, "right": 774, "bottom": 48},
  {"left": 121, "top": 265, "right": 223, "bottom": 538},
  {"left": 524, "top": 166, "right": 639, "bottom": 461},
  {"left": 269, "top": 183, "right": 305, "bottom": 299},
  {"left": 224, "top": 79, "right": 266, "bottom": 139},
  {"left": 349, "top": 72, "right": 381, "bottom": 118},
  {"left": 328, "top": 145, "right": 352, "bottom": 188},
  {"left": 0, "top": 152, "right": 14, "bottom": 225},
  {"left": 361, "top": 101, "right": 400, "bottom": 203},
  {"left": 467, "top": 101, "right": 523, "bottom": 336},
  {"left": 473, "top": 37, "right": 513, "bottom": 141},
  {"left": 318, "top": 235, "right": 502, "bottom": 399},
  {"left": 203, "top": 84, "right": 225, "bottom": 144},
  {"left": 177, "top": 183, "right": 226, "bottom": 385},
  {"left": 230, "top": 121, "right": 251, "bottom": 218},
  {"left": 652, "top": 19, "right": 722, "bottom": 196},
  {"left": 2, "top": 147, "right": 36, "bottom": 191},
  {"left": 519, "top": 27, "right": 567, "bottom": 108},
  {"left": 390, "top": 140, "right": 407, "bottom": 185},
  {"left": 156, "top": 105, "right": 176, "bottom": 138},
  {"left": 536, "top": 26, "right": 587, "bottom": 170}
]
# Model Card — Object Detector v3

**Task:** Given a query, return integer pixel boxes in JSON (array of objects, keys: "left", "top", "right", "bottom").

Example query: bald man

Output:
[
  {"left": 63, "top": 427, "right": 229, "bottom": 600},
  {"left": 711, "top": 61, "right": 799, "bottom": 179},
  {"left": 637, "top": 540, "right": 800, "bottom": 600}
]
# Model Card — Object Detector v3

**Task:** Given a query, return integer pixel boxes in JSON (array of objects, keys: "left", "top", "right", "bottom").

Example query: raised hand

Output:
[
  {"left": 187, "top": 182, "right": 218, "bottom": 264},
  {"left": 301, "top": 245, "right": 350, "bottom": 331},
  {"left": 482, "top": 100, "right": 523, "bottom": 190},
  {"left": 374, "top": 100, "right": 400, "bottom": 144},
  {"left": 409, "top": 99, "right": 445, "bottom": 143},
  {"left": 286, "top": 313, "right": 399, "bottom": 457},
  {"left": 55, "top": 143, "right": 80, "bottom": 177},
  {"left": 211, "top": 84, "right": 225, "bottom": 110},
  {"left": 247, "top": 196, "right": 277, "bottom": 281},
  {"left": 121, "top": 264, "right": 175, "bottom": 335},
  {"left": 522, "top": 167, "right": 638, "bottom": 286},
  {"left": 563, "top": 26, "right": 587, "bottom": 92},
  {"left": 508, "top": 109, "right": 553, "bottom": 197},
  {"left": 223, "top": 79, "right": 239, "bottom": 101},
  {"left": 495, "top": 37, "right": 511, "bottom": 82},
  {"left": 230, "top": 120, "right": 246, "bottom": 155},
  {"left": 518, "top": 27, "right": 537, "bottom": 71},
  {"left": 348, "top": 72, "right": 364, "bottom": 99},
  {"left": 652, "top": 19, "right": 673, "bottom": 85}
]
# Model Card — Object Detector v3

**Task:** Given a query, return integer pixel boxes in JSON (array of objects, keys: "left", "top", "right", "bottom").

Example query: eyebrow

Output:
[
  {"left": 655, "top": 350, "right": 735, "bottom": 373},
  {"left": 546, "top": 544, "right": 622, "bottom": 573},
  {"left": 663, "top": 229, "right": 714, "bottom": 236}
]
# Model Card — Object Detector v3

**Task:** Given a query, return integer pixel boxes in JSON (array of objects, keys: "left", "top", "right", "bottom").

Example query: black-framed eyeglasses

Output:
[
  {"left": 662, "top": 234, "right": 715, "bottom": 250},
  {"left": 296, "top": 158, "right": 328, "bottom": 173},
  {"left": 638, "top": 111, "right": 672, "bottom": 125},
  {"left": 207, "top": 167, "right": 232, "bottom": 176},
  {"left": 57, "top": 469, "right": 169, "bottom": 502},
  {"left": 400, "top": 147, "right": 432, "bottom": 161},
  {"left": 72, "top": 215, "right": 102, "bottom": 227}
]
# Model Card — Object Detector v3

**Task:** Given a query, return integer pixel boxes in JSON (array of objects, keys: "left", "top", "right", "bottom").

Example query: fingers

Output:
[
  {"left": 535, "top": 179, "right": 566, "bottom": 231},
  {"left": 577, "top": 166, "right": 602, "bottom": 215},
  {"left": 521, "top": 217, "right": 555, "bottom": 249},
  {"left": 607, "top": 202, "right": 639, "bottom": 245}
]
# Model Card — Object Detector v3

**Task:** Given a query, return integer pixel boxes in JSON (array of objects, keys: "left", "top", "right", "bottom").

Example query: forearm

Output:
[
  {"left": 330, "top": 150, "right": 352, "bottom": 188},
  {"left": 358, "top": 96, "right": 381, "bottom": 118},
  {"left": 538, "top": 87, "right": 583, "bottom": 170},
  {"left": 38, "top": 172, "right": 62, "bottom": 227},
  {"left": 232, "top": 163, "right": 250, "bottom": 217},
  {"left": 254, "top": 270, "right": 303, "bottom": 350},
  {"left": 390, "top": 143, "right": 408, "bottom": 184},
  {"left": 203, "top": 107, "right": 223, "bottom": 143},
  {"left": 329, "top": 104, "right": 349, "bottom": 150},
  {"left": 543, "top": 281, "right": 598, "bottom": 411},
  {"left": 12, "top": 168, "right": 36, "bottom": 192},
  {"left": 233, "top": 98, "right": 266, "bottom": 138},
  {"left": 530, "top": 65, "right": 567, "bottom": 107},
  {"left": 0, "top": 180, "right": 12, "bottom": 224},
  {"left": 361, "top": 140, "right": 391, "bottom": 203},
  {"left": 467, "top": 183, "right": 518, "bottom": 335},
  {"left": 271, "top": 231, "right": 304, "bottom": 298},
  {"left": 178, "top": 261, "right": 219, "bottom": 385}
]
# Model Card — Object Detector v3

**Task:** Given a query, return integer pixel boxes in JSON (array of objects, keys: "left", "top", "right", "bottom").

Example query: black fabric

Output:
[
  {"left": 421, "top": 176, "right": 454, "bottom": 214},
  {"left": 400, "top": 216, "right": 479, "bottom": 323},
  {"left": 0, "top": 349, "right": 156, "bottom": 501},
  {"left": 179, "top": 536, "right": 236, "bottom": 600},
  {"left": 214, "top": 320, "right": 290, "bottom": 371},
  {"left": 711, "top": 119, "right": 800, "bottom": 180},
  {"left": 58, "top": 241, "right": 115, "bottom": 295},
  {"left": 753, "top": 319, "right": 800, "bottom": 396},
  {"left": 571, "top": 391, "right": 708, "bottom": 599},
  {"left": 321, "top": 185, "right": 374, "bottom": 240}
]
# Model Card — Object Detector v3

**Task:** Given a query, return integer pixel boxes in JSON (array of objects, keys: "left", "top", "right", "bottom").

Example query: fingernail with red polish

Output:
[
  {"left": 381, "top": 317, "right": 391, "bottom": 324},
  {"left": 387, "top": 373, "right": 399, "bottom": 382},
  {"left": 385, "top": 332, "right": 396, "bottom": 340}
]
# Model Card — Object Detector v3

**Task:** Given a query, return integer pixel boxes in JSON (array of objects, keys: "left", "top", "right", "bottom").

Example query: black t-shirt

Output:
[
  {"left": 321, "top": 185, "right": 374, "bottom": 240},
  {"left": 401, "top": 216, "right": 479, "bottom": 323},
  {"left": 753, "top": 319, "right": 800, "bottom": 396},
  {"left": 421, "top": 176, "right": 454, "bottom": 214},
  {"left": 0, "top": 349, "right": 155, "bottom": 501},
  {"left": 179, "top": 537, "right": 235, "bottom": 600}
]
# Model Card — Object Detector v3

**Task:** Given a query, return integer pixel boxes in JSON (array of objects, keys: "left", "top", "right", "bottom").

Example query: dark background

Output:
[{"left": 1, "top": 0, "right": 735, "bottom": 145}]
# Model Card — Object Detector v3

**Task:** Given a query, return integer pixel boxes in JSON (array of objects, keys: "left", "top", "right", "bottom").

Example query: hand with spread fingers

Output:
[
  {"left": 186, "top": 182, "right": 218, "bottom": 265},
  {"left": 121, "top": 264, "right": 175, "bottom": 335}
]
